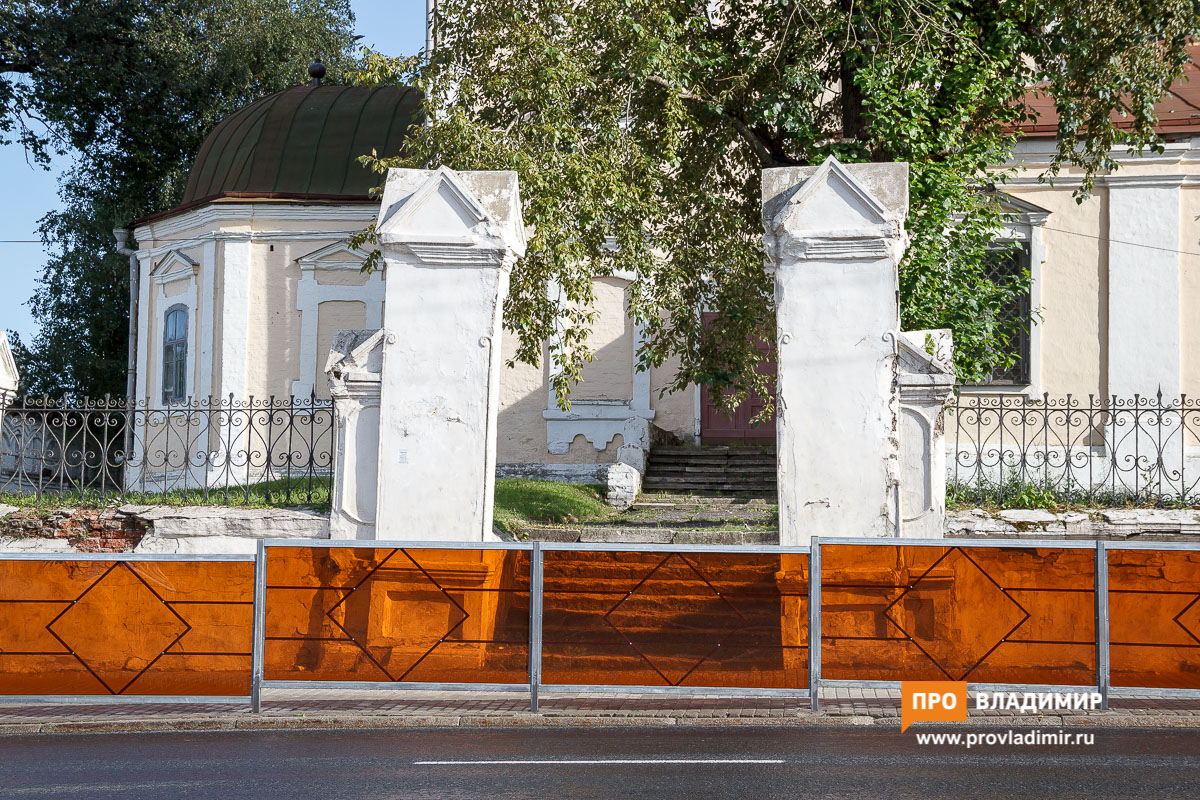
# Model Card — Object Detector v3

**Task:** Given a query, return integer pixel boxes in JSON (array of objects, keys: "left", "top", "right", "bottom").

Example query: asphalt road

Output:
[{"left": 2, "top": 725, "right": 1199, "bottom": 799}]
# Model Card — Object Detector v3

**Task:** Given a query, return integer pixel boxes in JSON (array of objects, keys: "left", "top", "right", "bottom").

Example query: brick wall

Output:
[{"left": 0, "top": 508, "right": 147, "bottom": 552}]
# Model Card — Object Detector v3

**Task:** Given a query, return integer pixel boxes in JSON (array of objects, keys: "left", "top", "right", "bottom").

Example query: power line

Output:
[
  {"left": 1040, "top": 225, "right": 1200, "bottom": 259},
  {"left": 0, "top": 225, "right": 1196, "bottom": 259}
]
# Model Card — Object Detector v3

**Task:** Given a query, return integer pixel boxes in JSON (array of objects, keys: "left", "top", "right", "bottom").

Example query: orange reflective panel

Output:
[
  {"left": 264, "top": 547, "right": 530, "bottom": 684},
  {"left": 821, "top": 545, "right": 1094, "bottom": 685},
  {"left": 540, "top": 551, "right": 809, "bottom": 688},
  {"left": 0, "top": 559, "right": 253, "bottom": 696},
  {"left": 1109, "top": 548, "right": 1200, "bottom": 690}
]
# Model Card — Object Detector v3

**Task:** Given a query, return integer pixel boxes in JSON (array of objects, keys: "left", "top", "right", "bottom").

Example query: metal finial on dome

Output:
[{"left": 308, "top": 59, "right": 326, "bottom": 87}]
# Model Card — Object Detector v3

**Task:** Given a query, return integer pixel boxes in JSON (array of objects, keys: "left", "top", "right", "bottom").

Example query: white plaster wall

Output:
[
  {"left": 1106, "top": 178, "right": 1182, "bottom": 398},
  {"left": 131, "top": 203, "right": 383, "bottom": 407},
  {"left": 575, "top": 277, "right": 634, "bottom": 400},
  {"left": 1179, "top": 185, "right": 1200, "bottom": 405},
  {"left": 218, "top": 240, "right": 252, "bottom": 400},
  {"left": 1003, "top": 141, "right": 1200, "bottom": 401},
  {"left": 649, "top": 353, "right": 698, "bottom": 443},
  {"left": 376, "top": 261, "right": 509, "bottom": 539},
  {"left": 774, "top": 257, "right": 898, "bottom": 540}
]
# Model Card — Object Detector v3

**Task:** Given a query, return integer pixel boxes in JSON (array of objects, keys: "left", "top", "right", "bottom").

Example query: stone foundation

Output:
[
  {"left": 947, "top": 508, "right": 1200, "bottom": 539},
  {"left": 0, "top": 507, "right": 148, "bottom": 553},
  {"left": 0, "top": 505, "right": 330, "bottom": 554}
]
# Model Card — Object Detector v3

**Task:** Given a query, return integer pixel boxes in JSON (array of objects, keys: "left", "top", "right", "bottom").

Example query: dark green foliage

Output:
[
  {"left": 3, "top": 0, "right": 358, "bottom": 397},
  {"left": 358, "top": 0, "right": 1198, "bottom": 404}
]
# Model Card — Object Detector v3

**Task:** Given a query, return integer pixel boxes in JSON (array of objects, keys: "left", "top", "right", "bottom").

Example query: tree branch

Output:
[
  {"left": 728, "top": 116, "right": 777, "bottom": 167},
  {"left": 645, "top": 74, "right": 788, "bottom": 167}
]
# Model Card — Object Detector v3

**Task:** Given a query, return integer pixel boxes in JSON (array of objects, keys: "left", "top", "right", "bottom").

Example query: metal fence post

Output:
[
  {"left": 809, "top": 537, "right": 821, "bottom": 713},
  {"left": 529, "top": 541, "right": 544, "bottom": 713},
  {"left": 250, "top": 539, "right": 267, "bottom": 713},
  {"left": 1095, "top": 539, "right": 1110, "bottom": 710}
]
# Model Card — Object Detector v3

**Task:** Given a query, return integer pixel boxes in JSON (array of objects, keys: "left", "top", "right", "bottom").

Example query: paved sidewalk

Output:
[{"left": 1, "top": 688, "right": 1199, "bottom": 734}]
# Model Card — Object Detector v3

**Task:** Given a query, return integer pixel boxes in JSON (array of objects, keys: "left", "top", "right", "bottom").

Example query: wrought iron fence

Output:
[
  {"left": 947, "top": 393, "right": 1200, "bottom": 505},
  {"left": 0, "top": 394, "right": 334, "bottom": 506}
]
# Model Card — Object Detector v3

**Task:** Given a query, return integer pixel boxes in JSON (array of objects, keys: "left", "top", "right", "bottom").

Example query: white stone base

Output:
[
  {"left": 946, "top": 507, "right": 1200, "bottom": 538},
  {"left": 132, "top": 506, "right": 330, "bottom": 553},
  {"left": 605, "top": 462, "right": 642, "bottom": 509},
  {"left": 0, "top": 536, "right": 73, "bottom": 553}
]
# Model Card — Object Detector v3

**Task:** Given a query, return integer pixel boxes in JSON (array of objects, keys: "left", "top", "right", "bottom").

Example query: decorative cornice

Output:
[
  {"left": 766, "top": 235, "right": 893, "bottom": 272},
  {"left": 388, "top": 241, "right": 508, "bottom": 268},
  {"left": 135, "top": 229, "right": 363, "bottom": 260},
  {"left": 802, "top": 236, "right": 891, "bottom": 260},
  {"left": 543, "top": 402, "right": 656, "bottom": 422},
  {"left": 131, "top": 201, "right": 377, "bottom": 241},
  {"left": 1102, "top": 174, "right": 1186, "bottom": 189},
  {"left": 1007, "top": 138, "right": 1199, "bottom": 167},
  {"left": 1006, "top": 173, "right": 1190, "bottom": 190}
]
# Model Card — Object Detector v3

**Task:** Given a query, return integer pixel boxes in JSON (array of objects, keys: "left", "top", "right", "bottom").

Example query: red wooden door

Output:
[{"left": 699, "top": 314, "right": 776, "bottom": 444}]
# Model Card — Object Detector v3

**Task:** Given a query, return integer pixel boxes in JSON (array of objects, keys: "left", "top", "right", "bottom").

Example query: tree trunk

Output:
[{"left": 839, "top": 0, "right": 866, "bottom": 143}]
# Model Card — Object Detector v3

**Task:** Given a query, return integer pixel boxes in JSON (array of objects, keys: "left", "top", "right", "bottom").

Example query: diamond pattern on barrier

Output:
[
  {"left": 884, "top": 547, "right": 1029, "bottom": 681},
  {"left": 47, "top": 563, "right": 189, "bottom": 694},
  {"left": 605, "top": 554, "right": 745, "bottom": 686},
  {"left": 1174, "top": 594, "right": 1200, "bottom": 646},
  {"left": 324, "top": 549, "right": 468, "bottom": 681}
]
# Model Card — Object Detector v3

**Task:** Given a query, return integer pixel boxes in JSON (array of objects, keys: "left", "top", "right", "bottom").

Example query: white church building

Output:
[{"left": 125, "top": 61, "right": 1200, "bottom": 484}]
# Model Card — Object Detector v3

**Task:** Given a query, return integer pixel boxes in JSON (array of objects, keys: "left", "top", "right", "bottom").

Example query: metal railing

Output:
[
  {"left": 0, "top": 394, "right": 334, "bottom": 506},
  {"left": 948, "top": 393, "right": 1200, "bottom": 505},
  {"left": 0, "top": 551, "right": 255, "bottom": 703},
  {"left": 2, "top": 537, "right": 1199, "bottom": 711}
]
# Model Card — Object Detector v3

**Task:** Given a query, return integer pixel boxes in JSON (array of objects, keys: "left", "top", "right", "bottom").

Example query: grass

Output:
[
  {"left": 947, "top": 477, "right": 1199, "bottom": 513},
  {"left": 493, "top": 478, "right": 615, "bottom": 537},
  {"left": 0, "top": 475, "right": 332, "bottom": 513},
  {"left": 0, "top": 477, "right": 613, "bottom": 531}
]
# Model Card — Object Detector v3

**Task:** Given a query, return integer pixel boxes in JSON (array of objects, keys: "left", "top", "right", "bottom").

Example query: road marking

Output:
[{"left": 414, "top": 759, "right": 785, "bottom": 765}]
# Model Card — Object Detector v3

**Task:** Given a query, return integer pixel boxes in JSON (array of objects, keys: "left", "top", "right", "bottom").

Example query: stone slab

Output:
[
  {"left": 579, "top": 529, "right": 674, "bottom": 544},
  {"left": 998, "top": 509, "right": 1060, "bottom": 525},
  {"left": 133, "top": 534, "right": 262, "bottom": 555},
  {"left": 948, "top": 508, "right": 1200, "bottom": 540},
  {"left": 0, "top": 536, "right": 73, "bottom": 552},
  {"left": 136, "top": 506, "right": 330, "bottom": 539}
]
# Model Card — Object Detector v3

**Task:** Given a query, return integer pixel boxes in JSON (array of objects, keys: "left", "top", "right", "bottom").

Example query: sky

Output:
[{"left": 0, "top": 0, "right": 427, "bottom": 345}]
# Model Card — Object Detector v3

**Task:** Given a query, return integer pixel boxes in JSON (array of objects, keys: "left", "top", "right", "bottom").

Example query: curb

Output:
[{"left": 3, "top": 711, "right": 1200, "bottom": 736}]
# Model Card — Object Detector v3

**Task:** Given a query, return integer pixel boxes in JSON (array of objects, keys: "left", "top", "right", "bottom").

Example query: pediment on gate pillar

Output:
[
  {"left": 765, "top": 156, "right": 908, "bottom": 238},
  {"left": 374, "top": 166, "right": 526, "bottom": 264}
]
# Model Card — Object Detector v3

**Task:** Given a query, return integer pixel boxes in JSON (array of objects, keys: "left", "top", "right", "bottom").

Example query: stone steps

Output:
[
  {"left": 651, "top": 446, "right": 776, "bottom": 456},
  {"left": 638, "top": 443, "right": 777, "bottom": 494},
  {"left": 645, "top": 465, "right": 777, "bottom": 474},
  {"left": 643, "top": 446, "right": 778, "bottom": 495},
  {"left": 525, "top": 528, "right": 779, "bottom": 546}
]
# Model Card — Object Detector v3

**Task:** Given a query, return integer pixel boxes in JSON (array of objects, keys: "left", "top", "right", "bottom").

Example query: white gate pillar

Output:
[
  {"left": 326, "top": 329, "right": 384, "bottom": 540},
  {"left": 373, "top": 167, "right": 525, "bottom": 541},
  {"left": 762, "top": 157, "right": 910, "bottom": 544}
]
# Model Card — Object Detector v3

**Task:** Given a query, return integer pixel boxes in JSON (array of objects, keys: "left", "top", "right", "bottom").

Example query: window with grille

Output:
[
  {"left": 162, "top": 305, "right": 188, "bottom": 404},
  {"left": 975, "top": 243, "right": 1032, "bottom": 386}
]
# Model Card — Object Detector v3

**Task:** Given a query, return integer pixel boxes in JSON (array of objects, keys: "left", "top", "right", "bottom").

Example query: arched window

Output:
[{"left": 162, "top": 305, "right": 188, "bottom": 404}]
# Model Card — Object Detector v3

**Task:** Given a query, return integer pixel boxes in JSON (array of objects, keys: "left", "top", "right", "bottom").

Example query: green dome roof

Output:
[{"left": 180, "top": 83, "right": 421, "bottom": 205}]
